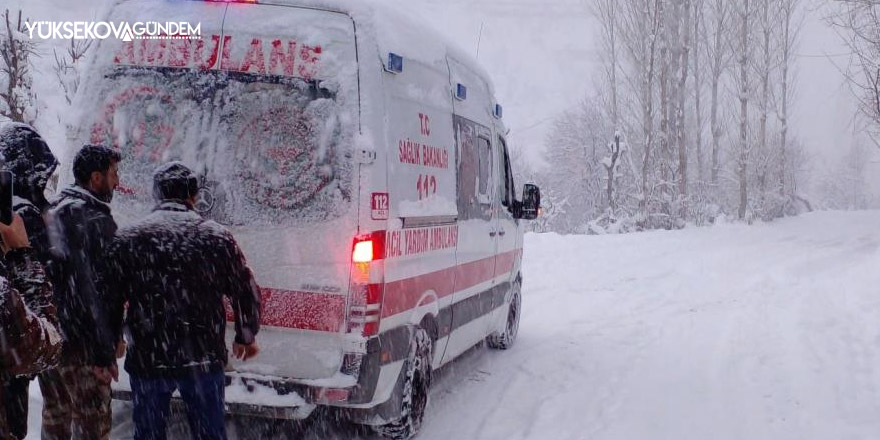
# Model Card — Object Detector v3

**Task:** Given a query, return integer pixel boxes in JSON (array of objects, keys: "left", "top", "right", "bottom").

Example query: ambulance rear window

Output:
[{"left": 84, "top": 67, "right": 354, "bottom": 226}]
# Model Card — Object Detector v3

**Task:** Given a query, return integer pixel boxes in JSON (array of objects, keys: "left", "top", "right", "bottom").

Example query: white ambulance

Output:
[{"left": 69, "top": 0, "right": 541, "bottom": 437}]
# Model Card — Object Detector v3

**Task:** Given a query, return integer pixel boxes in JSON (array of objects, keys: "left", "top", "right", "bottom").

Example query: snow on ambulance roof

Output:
[{"left": 107, "top": 0, "right": 496, "bottom": 96}]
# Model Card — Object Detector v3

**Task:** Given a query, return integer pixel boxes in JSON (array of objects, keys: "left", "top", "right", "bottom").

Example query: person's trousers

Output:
[
  {"left": 2, "top": 375, "right": 30, "bottom": 439},
  {"left": 130, "top": 371, "right": 226, "bottom": 440},
  {"left": 39, "top": 365, "right": 112, "bottom": 440}
]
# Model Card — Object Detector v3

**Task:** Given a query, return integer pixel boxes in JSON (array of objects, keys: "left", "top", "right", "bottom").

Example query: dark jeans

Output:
[
  {"left": 130, "top": 371, "right": 227, "bottom": 440},
  {"left": 2, "top": 375, "right": 29, "bottom": 440}
]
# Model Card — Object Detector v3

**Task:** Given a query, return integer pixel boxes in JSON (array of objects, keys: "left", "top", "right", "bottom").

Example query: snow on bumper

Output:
[{"left": 111, "top": 367, "right": 361, "bottom": 420}]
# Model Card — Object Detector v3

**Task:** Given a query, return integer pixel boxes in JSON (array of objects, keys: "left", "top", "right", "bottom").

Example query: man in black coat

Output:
[
  {"left": 0, "top": 122, "right": 60, "bottom": 440},
  {"left": 42, "top": 144, "right": 121, "bottom": 440},
  {"left": 106, "top": 162, "right": 261, "bottom": 440}
]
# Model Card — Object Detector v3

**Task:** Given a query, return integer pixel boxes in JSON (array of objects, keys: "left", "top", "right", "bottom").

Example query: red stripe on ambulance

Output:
[
  {"left": 230, "top": 248, "right": 521, "bottom": 331},
  {"left": 381, "top": 248, "right": 522, "bottom": 319}
]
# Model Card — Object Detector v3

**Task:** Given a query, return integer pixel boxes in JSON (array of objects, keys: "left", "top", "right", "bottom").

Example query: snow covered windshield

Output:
[
  {"left": 73, "top": 2, "right": 359, "bottom": 227},
  {"left": 83, "top": 68, "right": 353, "bottom": 226}
]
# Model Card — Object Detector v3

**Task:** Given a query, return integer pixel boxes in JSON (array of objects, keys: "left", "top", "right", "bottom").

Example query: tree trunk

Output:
[
  {"left": 659, "top": 40, "right": 671, "bottom": 221},
  {"left": 779, "top": 0, "right": 795, "bottom": 199},
  {"left": 710, "top": 1, "right": 725, "bottom": 187},
  {"left": 677, "top": 0, "right": 692, "bottom": 219},
  {"left": 640, "top": 0, "right": 664, "bottom": 222},
  {"left": 610, "top": 1, "right": 619, "bottom": 128},
  {"left": 757, "top": 0, "right": 771, "bottom": 216},
  {"left": 737, "top": 0, "right": 750, "bottom": 220},
  {"left": 694, "top": 0, "right": 704, "bottom": 184},
  {"left": 606, "top": 135, "right": 621, "bottom": 211}
]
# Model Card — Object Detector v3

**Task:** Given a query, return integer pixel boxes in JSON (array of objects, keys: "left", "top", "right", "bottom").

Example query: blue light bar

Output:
[
  {"left": 386, "top": 53, "right": 403, "bottom": 74},
  {"left": 455, "top": 83, "right": 467, "bottom": 101},
  {"left": 494, "top": 104, "right": 503, "bottom": 119}
]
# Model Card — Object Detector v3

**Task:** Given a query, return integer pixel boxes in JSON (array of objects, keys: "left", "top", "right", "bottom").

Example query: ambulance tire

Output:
[
  {"left": 373, "top": 327, "right": 433, "bottom": 440},
  {"left": 487, "top": 282, "right": 521, "bottom": 350}
]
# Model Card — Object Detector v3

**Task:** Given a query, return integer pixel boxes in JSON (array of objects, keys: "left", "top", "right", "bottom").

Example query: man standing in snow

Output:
[
  {"left": 41, "top": 145, "right": 122, "bottom": 440},
  {"left": 105, "top": 162, "right": 261, "bottom": 440},
  {"left": 0, "top": 214, "right": 62, "bottom": 440},
  {"left": 0, "top": 122, "right": 60, "bottom": 440}
]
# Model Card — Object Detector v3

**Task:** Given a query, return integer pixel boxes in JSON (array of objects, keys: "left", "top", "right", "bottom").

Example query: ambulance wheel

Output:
[
  {"left": 374, "top": 328, "right": 433, "bottom": 440},
  {"left": 488, "top": 284, "right": 521, "bottom": 350}
]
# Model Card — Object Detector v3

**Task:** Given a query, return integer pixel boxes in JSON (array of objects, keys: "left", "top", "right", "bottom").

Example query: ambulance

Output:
[{"left": 69, "top": 0, "right": 541, "bottom": 437}]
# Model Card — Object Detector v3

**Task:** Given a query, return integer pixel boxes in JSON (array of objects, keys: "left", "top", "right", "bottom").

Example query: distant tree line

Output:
[{"left": 517, "top": 0, "right": 841, "bottom": 234}]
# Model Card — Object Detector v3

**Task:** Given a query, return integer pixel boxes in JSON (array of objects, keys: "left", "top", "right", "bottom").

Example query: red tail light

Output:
[
  {"left": 348, "top": 284, "right": 383, "bottom": 336},
  {"left": 349, "top": 232, "right": 386, "bottom": 337},
  {"left": 348, "top": 283, "right": 384, "bottom": 337},
  {"left": 352, "top": 231, "right": 386, "bottom": 263},
  {"left": 352, "top": 241, "right": 373, "bottom": 263}
]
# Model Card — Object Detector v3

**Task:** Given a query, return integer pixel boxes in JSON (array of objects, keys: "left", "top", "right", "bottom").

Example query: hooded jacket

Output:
[
  {"left": 47, "top": 185, "right": 118, "bottom": 367},
  {"left": 0, "top": 123, "right": 59, "bottom": 266},
  {"left": 0, "top": 122, "right": 60, "bottom": 212}
]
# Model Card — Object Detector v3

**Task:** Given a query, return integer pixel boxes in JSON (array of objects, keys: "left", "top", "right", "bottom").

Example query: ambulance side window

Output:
[
  {"left": 477, "top": 136, "right": 492, "bottom": 204},
  {"left": 497, "top": 136, "right": 515, "bottom": 209},
  {"left": 454, "top": 115, "right": 493, "bottom": 221}
]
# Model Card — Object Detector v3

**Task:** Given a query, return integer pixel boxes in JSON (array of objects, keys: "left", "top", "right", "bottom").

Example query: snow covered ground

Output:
[{"left": 24, "top": 210, "right": 880, "bottom": 439}]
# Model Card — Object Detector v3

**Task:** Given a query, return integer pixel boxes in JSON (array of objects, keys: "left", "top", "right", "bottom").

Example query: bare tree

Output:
[
  {"left": 658, "top": 1, "right": 673, "bottom": 224},
  {"left": 778, "top": 0, "right": 799, "bottom": 197},
  {"left": 693, "top": 0, "right": 705, "bottom": 183},
  {"left": 604, "top": 133, "right": 622, "bottom": 211},
  {"left": 676, "top": 0, "right": 692, "bottom": 218},
  {"left": 540, "top": 0, "right": 810, "bottom": 233},
  {"left": 595, "top": 0, "right": 620, "bottom": 128},
  {"left": 54, "top": 39, "right": 94, "bottom": 106},
  {"left": 734, "top": 0, "right": 753, "bottom": 220},
  {"left": 543, "top": 96, "right": 612, "bottom": 232},
  {"left": 619, "top": 0, "right": 664, "bottom": 224},
  {"left": 0, "top": 9, "right": 39, "bottom": 124},
  {"left": 829, "top": 1, "right": 880, "bottom": 149},
  {"left": 755, "top": 0, "right": 775, "bottom": 217},
  {"left": 704, "top": 0, "right": 733, "bottom": 188}
]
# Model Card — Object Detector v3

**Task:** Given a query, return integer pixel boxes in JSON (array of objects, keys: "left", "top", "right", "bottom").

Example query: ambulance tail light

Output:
[
  {"left": 348, "top": 283, "right": 384, "bottom": 337},
  {"left": 348, "top": 232, "right": 386, "bottom": 337},
  {"left": 352, "top": 231, "right": 385, "bottom": 263},
  {"left": 352, "top": 240, "right": 374, "bottom": 263}
]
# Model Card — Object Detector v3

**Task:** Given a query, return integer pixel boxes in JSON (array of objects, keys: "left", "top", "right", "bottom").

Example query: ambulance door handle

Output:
[
  {"left": 498, "top": 229, "right": 506, "bottom": 236},
  {"left": 489, "top": 230, "right": 497, "bottom": 237}
]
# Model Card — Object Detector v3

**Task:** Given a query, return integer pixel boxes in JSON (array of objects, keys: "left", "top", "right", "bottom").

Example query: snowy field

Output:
[{"left": 23, "top": 210, "right": 880, "bottom": 439}]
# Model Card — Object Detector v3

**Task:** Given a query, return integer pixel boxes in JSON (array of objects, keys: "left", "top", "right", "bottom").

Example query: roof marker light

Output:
[
  {"left": 455, "top": 83, "right": 467, "bottom": 101},
  {"left": 386, "top": 53, "right": 403, "bottom": 74}
]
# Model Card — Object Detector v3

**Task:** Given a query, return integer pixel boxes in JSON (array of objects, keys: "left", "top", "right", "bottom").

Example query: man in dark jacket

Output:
[
  {"left": 0, "top": 121, "right": 60, "bottom": 440},
  {"left": 0, "top": 214, "right": 62, "bottom": 440},
  {"left": 106, "top": 162, "right": 261, "bottom": 440},
  {"left": 41, "top": 145, "right": 121, "bottom": 440}
]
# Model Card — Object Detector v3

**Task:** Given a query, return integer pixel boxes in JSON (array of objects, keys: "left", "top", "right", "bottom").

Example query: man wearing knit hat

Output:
[{"left": 105, "top": 162, "right": 261, "bottom": 440}]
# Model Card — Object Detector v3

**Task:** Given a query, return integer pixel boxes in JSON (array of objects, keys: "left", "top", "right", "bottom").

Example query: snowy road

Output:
[
  {"left": 420, "top": 210, "right": 880, "bottom": 440},
  {"left": 26, "top": 211, "right": 880, "bottom": 439}
]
